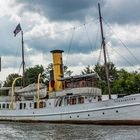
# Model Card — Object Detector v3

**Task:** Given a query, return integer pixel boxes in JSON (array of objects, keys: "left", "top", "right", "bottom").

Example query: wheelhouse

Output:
[{"left": 59, "top": 73, "right": 100, "bottom": 89}]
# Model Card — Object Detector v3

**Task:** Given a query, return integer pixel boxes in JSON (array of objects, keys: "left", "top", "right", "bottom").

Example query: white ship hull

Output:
[{"left": 0, "top": 94, "right": 140, "bottom": 124}]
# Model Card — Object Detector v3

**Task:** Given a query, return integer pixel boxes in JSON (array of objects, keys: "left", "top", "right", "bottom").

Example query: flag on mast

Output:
[{"left": 13, "top": 24, "right": 22, "bottom": 36}]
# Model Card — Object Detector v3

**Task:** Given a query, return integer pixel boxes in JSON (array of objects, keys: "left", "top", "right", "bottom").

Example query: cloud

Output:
[
  {"left": 0, "top": 0, "right": 140, "bottom": 81},
  {"left": 102, "top": 23, "right": 140, "bottom": 54},
  {"left": 24, "top": 21, "right": 100, "bottom": 54},
  {"left": 103, "top": 0, "right": 140, "bottom": 24},
  {"left": 0, "top": 16, "right": 21, "bottom": 56},
  {"left": 15, "top": 0, "right": 140, "bottom": 24},
  {"left": 15, "top": 0, "right": 98, "bottom": 22}
]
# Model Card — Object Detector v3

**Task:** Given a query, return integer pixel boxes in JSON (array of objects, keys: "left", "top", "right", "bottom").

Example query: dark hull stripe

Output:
[{"left": 0, "top": 119, "right": 140, "bottom": 125}]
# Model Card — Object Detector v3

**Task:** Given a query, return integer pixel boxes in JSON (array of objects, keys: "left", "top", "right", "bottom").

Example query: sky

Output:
[{"left": 0, "top": 0, "right": 140, "bottom": 82}]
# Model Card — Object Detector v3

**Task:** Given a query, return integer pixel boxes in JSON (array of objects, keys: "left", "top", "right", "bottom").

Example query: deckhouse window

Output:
[
  {"left": 34, "top": 102, "right": 37, "bottom": 109},
  {"left": 0, "top": 104, "right": 1, "bottom": 109},
  {"left": 24, "top": 103, "right": 26, "bottom": 109},
  {"left": 33, "top": 102, "right": 46, "bottom": 108},
  {"left": 6, "top": 104, "right": 9, "bottom": 109},
  {"left": 71, "top": 98, "right": 76, "bottom": 105},
  {"left": 98, "top": 96, "right": 102, "bottom": 101},
  {"left": 78, "top": 97, "right": 84, "bottom": 104},
  {"left": 39, "top": 102, "right": 43, "bottom": 108},
  {"left": 61, "top": 73, "right": 98, "bottom": 90},
  {"left": 67, "top": 97, "right": 77, "bottom": 105},
  {"left": 2, "top": 104, "right": 5, "bottom": 109},
  {"left": 80, "top": 80, "right": 86, "bottom": 87},
  {"left": 20, "top": 103, "right": 22, "bottom": 109}
]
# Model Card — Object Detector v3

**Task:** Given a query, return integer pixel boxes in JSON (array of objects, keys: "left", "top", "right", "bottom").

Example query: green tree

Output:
[
  {"left": 81, "top": 65, "right": 94, "bottom": 75},
  {"left": 94, "top": 62, "right": 118, "bottom": 82},
  {"left": 25, "top": 65, "right": 46, "bottom": 86},
  {"left": 95, "top": 63, "right": 118, "bottom": 94},
  {"left": 3, "top": 64, "right": 73, "bottom": 88},
  {"left": 64, "top": 65, "right": 73, "bottom": 77},
  {"left": 81, "top": 62, "right": 119, "bottom": 94},
  {"left": 112, "top": 69, "right": 140, "bottom": 94},
  {"left": 3, "top": 73, "right": 22, "bottom": 87},
  {"left": 45, "top": 63, "right": 73, "bottom": 79}
]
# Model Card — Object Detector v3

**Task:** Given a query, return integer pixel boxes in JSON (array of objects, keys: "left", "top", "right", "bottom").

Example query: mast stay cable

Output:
[
  {"left": 65, "top": 27, "right": 75, "bottom": 66},
  {"left": 103, "top": 18, "right": 140, "bottom": 65}
]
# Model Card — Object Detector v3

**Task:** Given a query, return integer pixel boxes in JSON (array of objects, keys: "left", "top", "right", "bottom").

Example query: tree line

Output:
[
  {"left": 81, "top": 63, "right": 140, "bottom": 95},
  {"left": 3, "top": 62, "right": 140, "bottom": 95},
  {"left": 3, "top": 63, "right": 73, "bottom": 87}
]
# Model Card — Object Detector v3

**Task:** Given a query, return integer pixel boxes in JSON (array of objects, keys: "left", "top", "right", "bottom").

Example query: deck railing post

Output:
[
  {"left": 11, "top": 77, "right": 22, "bottom": 109},
  {"left": 37, "top": 73, "right": 41, "bottom": 109}
]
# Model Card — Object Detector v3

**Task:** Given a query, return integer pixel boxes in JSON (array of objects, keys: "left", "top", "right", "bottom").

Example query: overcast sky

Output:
[{"left": 0, "top": 0, "right": 140, "bottom": 81}]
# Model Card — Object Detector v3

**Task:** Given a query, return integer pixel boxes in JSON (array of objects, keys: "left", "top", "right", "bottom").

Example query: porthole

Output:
[
  {"left": 102, "top": 112, "right": 104, "bottom": 115},
  {"left": 116, "top": 110, "right": 118, "bottom": 113},
  {"left": 88, "top": 114, "right": 90, "bottom": 116},
  {"left": 77, "top": 115, "right": 79, "bottom": 118},
  {"left": 70, "top": 116, "right": 72, "bottom": 118}
]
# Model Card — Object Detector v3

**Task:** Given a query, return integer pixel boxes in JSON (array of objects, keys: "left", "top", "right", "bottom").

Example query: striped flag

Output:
[{"left": 13, "top": 24, "right": 22, "bottom": 36}]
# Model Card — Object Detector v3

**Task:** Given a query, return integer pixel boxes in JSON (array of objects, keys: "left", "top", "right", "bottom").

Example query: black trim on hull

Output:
[{"left": 0, "top": 119, "right": 140, "bottom": 125}]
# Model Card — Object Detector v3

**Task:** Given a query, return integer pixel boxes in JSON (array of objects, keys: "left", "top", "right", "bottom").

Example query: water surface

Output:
[{"left": 0, "top": 122, "right": 139, "bottom": 140}]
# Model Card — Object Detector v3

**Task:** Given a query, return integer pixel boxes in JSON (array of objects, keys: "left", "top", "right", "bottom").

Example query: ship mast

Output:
[
  {"left": 13, "top": 24, "right": 25, "bottom": 87},
  {"left": 98, "top": 3, "right": 111, "bottom": 99},
  {"left": 21, "top": 30, "right": 25, "bottom": 87}
]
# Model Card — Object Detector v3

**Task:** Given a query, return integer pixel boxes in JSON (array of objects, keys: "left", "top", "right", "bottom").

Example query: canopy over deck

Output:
[
  {"left": 58, "top": 73, "right": 100, "bottom": 82},
  {"left": 15, "top": 83, "right": 46, "bottom": 93}
]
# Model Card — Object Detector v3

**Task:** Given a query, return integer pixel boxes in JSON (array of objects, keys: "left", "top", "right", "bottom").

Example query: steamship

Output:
[{"left": 0, "top": 3, "right": 140, "bottom": 124}]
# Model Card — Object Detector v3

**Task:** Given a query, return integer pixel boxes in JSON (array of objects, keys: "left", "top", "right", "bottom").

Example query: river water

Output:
[{"left": 0, "top": 122, "right": 140, "bottom": 140}]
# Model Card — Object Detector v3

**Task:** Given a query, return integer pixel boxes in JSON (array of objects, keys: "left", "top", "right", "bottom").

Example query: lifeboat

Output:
[{"left": 15, "top": 83, "right": 47, "bottom": 99}]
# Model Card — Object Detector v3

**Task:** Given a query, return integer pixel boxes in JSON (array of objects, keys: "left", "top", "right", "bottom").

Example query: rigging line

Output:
[
  {"left": 94, "top": 23, "right": 100, "bottom": 51},
  {"left": 97, "top": 42, "right": 103, "bottom": 64},
  {"left": 65, "top": 27, "right": 75, "bottom": 66},
  {"left": 105, "top": 43, "right": 111, "bottom": 63},
  {"left": 84, "top": 24, "right": 93, "bottom": 52},
  {"left": 18, "top": 62, "right": 23, "bottom": 74},
  {"left": 6, "top": 43, "right": 21, "bottom": 81},
  {"left": 107, "top": 43, "right": 137, "bottom": 69},
  {"left": 10, "top": 61, "right": 22, "bottom": 82},
  {"left": 84, "top": 21, "right": 101, "bottom": 66},
  {"left": 25, "top": 18, "right": 99, "bottom": 42},
  {"left": 103, "top": 18, "right": 140, "bottom": 65},
  {"left": 13, "top": 44, "right": 20, "bottom": 73}
]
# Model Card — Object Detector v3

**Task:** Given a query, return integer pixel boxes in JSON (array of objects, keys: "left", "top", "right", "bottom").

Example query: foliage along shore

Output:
[{"left": 2, "top": 62, "right": 140, "bottom": 95}]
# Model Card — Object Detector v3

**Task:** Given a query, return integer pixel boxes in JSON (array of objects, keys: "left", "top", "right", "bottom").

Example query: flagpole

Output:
[
  {"left": 21, "top": 30, "right": 25, "bottom": 87},
  {"left": 0, "top": 57, "right": 1, "bottom": 72}
]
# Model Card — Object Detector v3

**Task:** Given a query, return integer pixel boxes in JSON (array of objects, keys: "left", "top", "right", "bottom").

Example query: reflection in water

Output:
[{"left": 0, "top": 122, "right": 139, "bottom": 140}]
